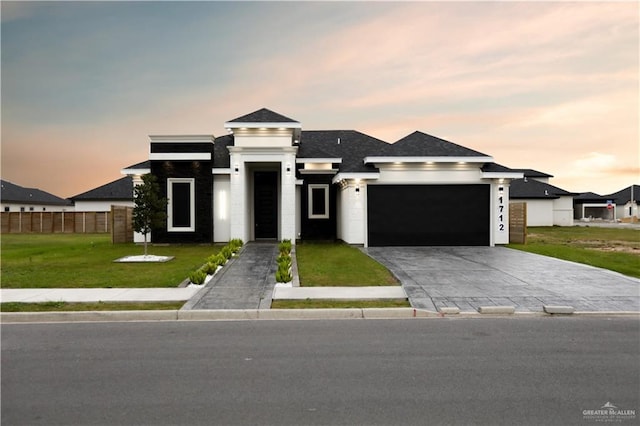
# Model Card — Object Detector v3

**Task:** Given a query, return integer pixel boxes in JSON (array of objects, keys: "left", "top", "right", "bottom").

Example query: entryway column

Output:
[
  {"left": 229, "top": 152, "right": 248, "bottom": 243},
  {"left": 280, "top": 151, "right": 297, "bottom": 243}
]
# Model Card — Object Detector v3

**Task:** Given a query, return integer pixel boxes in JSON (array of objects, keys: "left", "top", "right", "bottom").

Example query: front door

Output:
[{"left": 254, "top": 171, "right": 278, "bottom": 239}]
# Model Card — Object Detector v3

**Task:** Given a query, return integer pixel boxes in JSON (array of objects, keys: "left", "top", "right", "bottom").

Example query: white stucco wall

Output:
[
  {"left": 521, "top": 199, "right": 554, "bottom": 226},
  {"left": 74, "top": 200, "right": 133, "bottom": 212},
  {"left": 336, "top": 182, "right": 366, "bottom": 245},
  {"left": 233, "top": 129, "right": 295, "bottom": 148},
  {"left": 553, "top": 196, "right": 574, "bottom": 226},
  {"left": 492, "top": 183, "right": 509, "bottom": 245},
  {"left": 2, "top": 203, "right": 72, "bottom": 212},
  {"left": 213, "top": 175, "right": 230, "bottom": 243}
]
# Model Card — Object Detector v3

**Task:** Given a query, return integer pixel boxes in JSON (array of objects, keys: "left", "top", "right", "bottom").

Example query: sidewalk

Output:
[{"left": 1, "top": 288, "right": 200, "bottom": 303}]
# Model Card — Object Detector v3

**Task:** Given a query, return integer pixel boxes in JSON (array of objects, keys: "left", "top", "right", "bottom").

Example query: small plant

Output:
[
  {"left": 202, "top": 261, "right": 218, "bottom": 275},
  {"left": 279, "top": 239, "right": 292, "bottom": 254},
  {"left": 189, "top": 269, "right": 207, "bottom": 285},
  {"left": 229, "top": 239, "right": 244, "bottom": 253},
  {"left": 276, "top": 253, "right": 291, "bottom": 267},
  {"left": 221, "top": 246, "right": 233, "bottom": 260},
  {"left": 275, "top": 263, "right": 293, "bottom": 283}
]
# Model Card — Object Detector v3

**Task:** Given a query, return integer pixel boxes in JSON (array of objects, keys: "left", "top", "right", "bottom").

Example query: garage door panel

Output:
[{"left": 367, "top": 185, "right": 489, "bottom": 246}]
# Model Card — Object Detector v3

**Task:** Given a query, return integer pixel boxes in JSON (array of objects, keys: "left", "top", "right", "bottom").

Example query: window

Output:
[
  {"left": 4, "top": 207, "right": 9, "bottom": 212},
  {"left": 168, "top": 178, "right": 195, "bottom": 232},
  {"left": 308, "top": 184, "right": 329, "bottom": 219}
]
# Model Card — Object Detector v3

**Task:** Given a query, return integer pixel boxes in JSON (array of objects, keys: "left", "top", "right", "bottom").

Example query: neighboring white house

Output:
[
  {"left": 120, "top": 108, "right": 526, "bottom": 247},
  {"left": 0, "top": 179, "right": 73, "bottom": 212},
  {"left": 607, "top": 185, "right": 639, "bottom": 221},
  {"left": 573, "top": 185, "right": 639, "bottom": 222},
  {"left": 508, "top": 170, "right": 575, "bottom": 226},
  {"left": 70, "top": 176, "right": 135, "bottom": 212}
]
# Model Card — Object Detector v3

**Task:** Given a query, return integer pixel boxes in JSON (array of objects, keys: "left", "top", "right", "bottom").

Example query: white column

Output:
[
  {"left": 229, "top": 153, "right": 248, "bottom": 242},
  {"left": 493, "top": 182, "right": 509, "bottom": 245},
  {"left": 280, "top": 154, "right": 297, "bottom": 243}
]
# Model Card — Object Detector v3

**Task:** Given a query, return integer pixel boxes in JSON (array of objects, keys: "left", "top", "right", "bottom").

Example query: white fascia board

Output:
[
  {"left": 121, "top": 168, "right": 150, "bottom": 176},
  {"left": 295, "top": 158, "right": 342, "bottom": 164},
  {"left": 224, "top": 122, "right": 302, "bottom": 129},
  {"left": 482, "top": 172, "right": 524, "bottom": 179},
  {"left": 149, "top": 153, "right": 212, "bottom": 161},
  {"left": 149, "top": 135, "right": 215, "bottom": 143},
  {"left": 212, "top": 168, "right": 232, "bottom": 175},
  {"left": 296, "top": 179, "right": 304, "bottom": 185},
  {"left": 364, "top": 156, "right": 494, "bottom": 164},
  {"left": 332, "top": 172, "right": 380, "bottom": 184},
  {"left": 299, "top": 169, "right": 339, "bottom": 175}
]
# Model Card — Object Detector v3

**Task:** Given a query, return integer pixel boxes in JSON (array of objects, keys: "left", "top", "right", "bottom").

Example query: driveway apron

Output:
[
  {"left": 185, "top": 243, "right": 278, "bottom": 310},
  {"left": 364, "top": 247, "right": 640, "bottom": 312}
]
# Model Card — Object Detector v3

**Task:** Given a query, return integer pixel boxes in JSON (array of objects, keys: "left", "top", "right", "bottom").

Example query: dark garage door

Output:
[{"left": 367, "top": 184, "right": 490, "bottom": 246}]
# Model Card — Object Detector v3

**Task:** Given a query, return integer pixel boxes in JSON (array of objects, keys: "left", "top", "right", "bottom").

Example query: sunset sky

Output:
[{"left": 2, "top": 1, "right": 638, "bottom": 198}]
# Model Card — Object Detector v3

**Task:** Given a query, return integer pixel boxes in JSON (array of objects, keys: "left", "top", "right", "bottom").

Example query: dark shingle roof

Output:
[
  {"left": 574, "top": 192, "right": 608, "bottom": 202},
  {"left": 227, "top": 108, "right": 299, "bottom": 124},
  {"left": 71, "top": 177, "right": 133, "bottom": 201},
  {"left": 510, "top": 169, "right": 553, "bottom": 178},
  {"left": 604, "top": 185, "right": 639, "bottom": 204},
  {"left": 123, "top": 160, "right": 150, "bottom": 170},
  {"left": 510, "top": 178, "right": 575, "bottom": 199},
  {"left": 213, "top": 135, "right": 234, "bottom": 168},
  {"left": 0, "top": 180, "right": 72, "bottom": 205},
  {"left": 385, "top": 131, "right": 489, "bottom": 157},
  {"left": 298, "top": 130, "right": 390, "bottom": 173},
  {"left": 481, "top": 163, "right": 518, "bottom": 173}
]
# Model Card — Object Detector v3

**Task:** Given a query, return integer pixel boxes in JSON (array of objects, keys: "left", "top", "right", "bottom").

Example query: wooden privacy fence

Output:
[
  {"left": 509, "top": 202, "right": 527, "bottom": 244},
  {"left": 1, "top": 211, "right": 111, "bottom": 234},
  {"left": 111, "top": 206, "right": 134, "bottom": 243}
]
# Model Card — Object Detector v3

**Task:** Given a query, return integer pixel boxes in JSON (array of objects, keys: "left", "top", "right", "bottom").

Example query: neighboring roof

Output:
[
  {"left": 510, "top": 169, "right": 553, "bottom": 178},
  {"left": 604, "top": 185, "right": 640, "bottom": 204},
  {"left": 509, "top": 178, "right": 575, "bottom": 199},
  {"left": 0, "top": 179, "right": 72, "bottom": 206},
  {"left": 227, "top": 108, "right": 299, "bottom": 124},
  {"left": 298, "top": 130, "right": 390, "bottom": 173},
  {"left": 574, "top": 192, "right": 608, "bottom": 202},
  {"left": 71, "top": 177, "right": 133, "bottom": 201},
  {"left": 481, "top": 163, "right": 517, "bottom": 173},
  {"left": 384, "top": 131, "right": 490, "bottom": 157}
]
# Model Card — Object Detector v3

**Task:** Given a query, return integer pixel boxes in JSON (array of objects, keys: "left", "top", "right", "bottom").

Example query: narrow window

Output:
[
  {"left": 168, "top": 178, "right": 195, "bottom": 232},
  {"left": 4, "top": 207, "right": 9, "bottom": 212},
  {"left": 308, "top": 184, "right": 329, "bottom": 219}
]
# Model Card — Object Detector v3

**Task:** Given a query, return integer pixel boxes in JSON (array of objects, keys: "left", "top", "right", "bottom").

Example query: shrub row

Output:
[
  {"left": 188, "top": 239, "right": 244, "bottom": 285},
  {"left": 275, "top": 239, "right": 293, "bottom": 283}
]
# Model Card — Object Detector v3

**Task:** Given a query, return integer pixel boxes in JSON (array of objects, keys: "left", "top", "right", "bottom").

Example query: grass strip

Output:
[
  {"left": 271, "top": 299, "right": 410, "bottom": 309},
  {"left": 508, "top": 226, "right": 640, "bottom": 279},
  {"left": 0, "top": 301, "right": 185, "bottom": 312},
  {"left": 295, "top": 242, "right": 399, "bottom": 286}
]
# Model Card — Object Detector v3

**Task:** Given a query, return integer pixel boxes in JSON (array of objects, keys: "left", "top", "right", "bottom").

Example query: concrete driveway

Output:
[{"left": 364, "top": 247, "right": 640, "bottom": 312}]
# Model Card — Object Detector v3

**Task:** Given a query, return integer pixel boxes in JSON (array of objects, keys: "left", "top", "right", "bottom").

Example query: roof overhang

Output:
[
  {"left": 121, "top": 167, "right": 150, "bottom": 176},
  {"left": 482, "top": 172, "right": 524, "bottom": 179},
  {"left": 332, "top": 172, "right": 380, "bottom": 184},
  {"left": 364, "top": 156, "right": 494, "bottom": 164},
  {"left": 295, "top": 158, "right": 342, "bottom": 164}
]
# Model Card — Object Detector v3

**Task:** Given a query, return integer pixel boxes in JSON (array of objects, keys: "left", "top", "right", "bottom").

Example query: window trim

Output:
[
  {"left": 167, "top": 178, "right": 195, "bottom": 232},
  {"left": 308, "top": 184, "right": 329, "bottom": 219}
]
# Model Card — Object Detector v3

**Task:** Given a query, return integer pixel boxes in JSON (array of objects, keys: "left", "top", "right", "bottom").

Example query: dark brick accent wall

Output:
[
  {"left": 150, "top": 159, "right": 213, "bottom": 243},
  {"left": 150, "top": 143, "right": 214, "bottom": 154},
  {"left": 300, "top": 174, "right": 337, "bottom": 240}
]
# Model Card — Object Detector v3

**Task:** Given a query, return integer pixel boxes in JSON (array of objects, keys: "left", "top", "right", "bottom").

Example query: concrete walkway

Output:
[
  {"left": 182, "top": 243, "right": 278, "bottom": 310},
  {"left": 364, "top": 246, "right": 640, "bottom": 313}
]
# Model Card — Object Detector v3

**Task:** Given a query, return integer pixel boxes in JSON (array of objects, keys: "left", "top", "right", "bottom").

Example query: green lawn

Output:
[
  {"left": 0, "top": 301, "right": 184, "bottom": 312},
  {"left": 295, "top": 242, "right": 399, "bottom": 286},
  {"left": 508, "top": 226, "right": 640, "bottom": 279},
  {"left": 1, "top": 234, "right": 220, "bottom": 288},
  {"left": 271, "top": 299, "right": 409, "bottom": 309}
]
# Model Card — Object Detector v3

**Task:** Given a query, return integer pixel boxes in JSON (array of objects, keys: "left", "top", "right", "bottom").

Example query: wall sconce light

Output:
[
  {"left": 234, "top": 163, "right": 239, "bottom": 175},
  {"left": 286, "top": 163, "right": 291, "bottom": 176},
  {"left": 498, "top": 185, "right": 504, "bottom": 193},
  {"left": 355, "top": 185, "right": 360, "bottom": 194}
]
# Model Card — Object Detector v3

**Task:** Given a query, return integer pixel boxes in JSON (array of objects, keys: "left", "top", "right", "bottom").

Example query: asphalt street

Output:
[{"left": 2, "top": 318, "right": 639, "bottom": 426}]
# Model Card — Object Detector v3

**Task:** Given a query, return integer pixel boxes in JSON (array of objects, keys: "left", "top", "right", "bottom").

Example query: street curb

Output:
[{"left": 1, "top": 309, "right": 638, "bottom": 323}]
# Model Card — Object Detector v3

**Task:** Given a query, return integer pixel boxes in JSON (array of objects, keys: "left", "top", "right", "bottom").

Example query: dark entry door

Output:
[{"left": 254, "top": 171, "right": 278, "bottom": 239}]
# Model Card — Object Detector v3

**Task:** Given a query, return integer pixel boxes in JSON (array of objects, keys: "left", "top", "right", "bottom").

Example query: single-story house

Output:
[
  {"left": 0, "top": 179, "right": 73, "bottom": 212},
  {"left": 70, "top": 176, "right": 135, "bottom": 212},
  {"left": 121, "top": 108, "right": 527, "bottom": 247},
  {"left": 574, "top": 185, "right": 639, "bottom": 222},
  {"left": 508, "top": 170, "right": 576, "bottom": 226}
]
